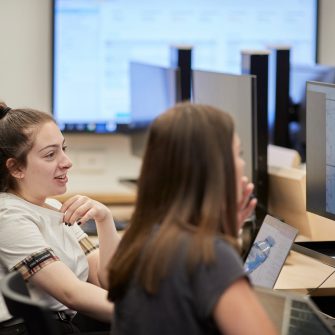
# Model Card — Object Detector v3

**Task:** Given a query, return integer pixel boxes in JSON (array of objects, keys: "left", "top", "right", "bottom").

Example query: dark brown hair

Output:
[
  {"left": 0, "top": 102, "right": 54, "bottom": 192},
  {"left": 108, "top": 102, "right": 238, "bottom": 300}
]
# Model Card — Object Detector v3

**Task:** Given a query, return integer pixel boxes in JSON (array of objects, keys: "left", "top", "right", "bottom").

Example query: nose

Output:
[{"left": 60, "top": 152, "right": 72, "bottom": 169}]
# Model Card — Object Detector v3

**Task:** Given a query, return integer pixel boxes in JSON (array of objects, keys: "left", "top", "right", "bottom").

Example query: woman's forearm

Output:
[
  {"left": 95, "top": 212, "right": 121, "bottom": 288},
  {"left": 30, "top": 261, "right": 114, "bottom": 322}
]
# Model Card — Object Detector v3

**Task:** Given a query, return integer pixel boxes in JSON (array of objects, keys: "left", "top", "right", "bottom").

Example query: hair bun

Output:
[{"left": 0, "top": 103, "right": 11, "bottom": 119}]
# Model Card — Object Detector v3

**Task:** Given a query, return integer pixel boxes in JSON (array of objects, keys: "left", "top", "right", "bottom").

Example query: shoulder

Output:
[
  {"left": 192, "top": 237, "right": 246, "bottom": 290},
  {"left": 0, "top": 193, "right": 38, "bottom": 216},
  {"left": 0, "top": 194, "right": 45, "bottom": 233},
  {"left": 213, "top": 238, "right": 243, "bottom": 266},
  {"left": 191, "top": 238, "right": 247, "bottom": 319}
]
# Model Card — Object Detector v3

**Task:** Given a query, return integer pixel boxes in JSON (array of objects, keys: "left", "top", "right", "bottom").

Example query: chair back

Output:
[{"left": 0, "top": 271, "right": 61, "bottom": 335}]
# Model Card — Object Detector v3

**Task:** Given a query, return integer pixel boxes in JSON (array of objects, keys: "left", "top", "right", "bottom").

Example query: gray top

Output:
[{"left": 112, "top": 238, "right": 246, "bottom": 335}]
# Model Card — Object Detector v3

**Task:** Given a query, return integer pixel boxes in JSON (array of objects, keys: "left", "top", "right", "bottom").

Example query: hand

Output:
[
  {"left": 60, "top": 195, "right": 112, "bottom": 226},
  {"left": 237, "top": 177, "right": 257, "bottom": 230}
]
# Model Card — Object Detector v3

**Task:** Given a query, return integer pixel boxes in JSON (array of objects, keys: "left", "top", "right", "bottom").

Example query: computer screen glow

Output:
[{"left": 53, "top": 0, "right": 318, "bottom": 133}]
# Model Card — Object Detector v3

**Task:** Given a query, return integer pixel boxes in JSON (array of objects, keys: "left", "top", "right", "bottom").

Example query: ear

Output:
[{"left": 6, "top": 158, "right": 24, "bottom": 179}]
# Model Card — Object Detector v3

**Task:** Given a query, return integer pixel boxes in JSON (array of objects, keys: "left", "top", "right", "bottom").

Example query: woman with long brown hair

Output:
[{"left": 108, "top": 103, "right": 277, "bottom": 334}]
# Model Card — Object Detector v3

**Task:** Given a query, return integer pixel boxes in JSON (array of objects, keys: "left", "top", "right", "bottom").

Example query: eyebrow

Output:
[{"left": 38, "top": 140, "right": 66, "bottom": 153}]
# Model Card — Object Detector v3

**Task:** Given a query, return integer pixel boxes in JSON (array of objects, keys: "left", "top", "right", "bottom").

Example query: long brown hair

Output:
[
  {"left": 108, "top": 103, "right": 238, "bottom": 300},
  {"left": 0, "top": 101, "right": 54, "bottom": 192}
]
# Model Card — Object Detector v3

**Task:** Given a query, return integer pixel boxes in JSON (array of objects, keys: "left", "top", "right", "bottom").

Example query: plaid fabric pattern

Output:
[
  {"left": 11, "top": 248, "right": 59, "bottom": 280},
  {"left": 79, "top": 237, "right": 98, "bottom": 255}
]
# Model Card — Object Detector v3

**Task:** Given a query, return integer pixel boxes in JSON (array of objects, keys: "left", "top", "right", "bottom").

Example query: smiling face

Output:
[{"left": 11, "top": 121, "right": 72, "bottom": 206}]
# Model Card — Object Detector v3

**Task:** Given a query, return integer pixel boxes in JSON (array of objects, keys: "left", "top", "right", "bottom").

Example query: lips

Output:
[
  {"left": 55, "top": 174, "right": 67, "bottom": 180},
  {"left": 54, "top": 174, "right": 68, "bottom": 184}
]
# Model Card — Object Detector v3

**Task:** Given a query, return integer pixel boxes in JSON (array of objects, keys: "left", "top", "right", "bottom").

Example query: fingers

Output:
[
  {"left": 60, "top": 195, "right": 84, "bottom": 213},
  {"left": 238, "top": 177, "right": 255, "bottom": 210},
  {"left": 60, "top": 195, "right": 107, "bottom": 226},
  {"left": 237, "top": 197, "right": 257, "bottom": 230},
  {"left": 241, "top": 176, "right": 248, "bottom": 189},
  {"left": 65, "top": 202, "right": 95, "bottom": 226},
  {"left": 239, "top": 184, "right": 254, "bottom": 210},
  {"left": 237, "top": 176, "right": 258, "bottom": 230},
  {"left": 240, "top": 197, "right": 257, "bottom": 220}
]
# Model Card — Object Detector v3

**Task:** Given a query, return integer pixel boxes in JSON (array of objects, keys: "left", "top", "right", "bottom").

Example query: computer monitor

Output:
[
  {"left": 289, "top": 64, "right": 335, "bottom": 160},
  {"left": 52, "top": 0, "right": 319, "bottom": 134},
  {"left": 306, "top": 81, "right": 335, "bottom": 221},
  {"left": 191, "top": 70, "right": 267, "bottom": 214},
  {"left": 291, "top": 65, "right": 335, "bottom": 107},
  {"left": 128, "top": 62, "right": 180, "bottom": 158},
  {"left": 129, "top": 62, "right": 180, "bottom": 129}
]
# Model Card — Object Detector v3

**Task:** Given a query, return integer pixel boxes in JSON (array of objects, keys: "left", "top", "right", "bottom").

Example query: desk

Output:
[
  {"left": 55, "top": 192, "right": 136, "bottom": 205},
  {"left": 72, "top": 189, "right": 335, "bottom": 294},
  {"left": 275, "top": 250, "right": 335, "bottom": 291}
]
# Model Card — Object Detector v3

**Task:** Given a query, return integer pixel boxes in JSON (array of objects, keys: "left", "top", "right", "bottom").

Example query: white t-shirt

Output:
[{"left": 0, "top": 193, "right": 97, "bottom": 322}]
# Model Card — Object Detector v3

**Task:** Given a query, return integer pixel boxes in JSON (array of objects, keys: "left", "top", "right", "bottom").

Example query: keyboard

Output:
[
  {"left": 289, "top": 300, "right": 332, "bottom": 335},
  {"left": 82, "top": 219, "right": 128, "bottom": 235}
]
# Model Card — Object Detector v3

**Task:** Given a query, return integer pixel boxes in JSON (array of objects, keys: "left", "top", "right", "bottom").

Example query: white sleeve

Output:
[{"left": 0, "top": 207, "right": 59, "bottom": 279}]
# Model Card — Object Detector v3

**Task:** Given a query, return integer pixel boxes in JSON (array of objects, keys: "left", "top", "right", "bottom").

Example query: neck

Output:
[{"left": 9, "top": 190, "right": 46, "bottom": 207}]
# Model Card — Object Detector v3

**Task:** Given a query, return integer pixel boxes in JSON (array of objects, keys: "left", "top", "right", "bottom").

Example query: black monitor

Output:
[
  {"left": 306, "top": 81, "right": 335, "bottom": 221},
  {"left": 191, "top": 70, "right": 267, "bottom": 215},
  {"left": 52, "top": 0, "right": 319, "bottom": 134},
  {"left": 289, "top": 64, "right": 335, "bottom": 160}
]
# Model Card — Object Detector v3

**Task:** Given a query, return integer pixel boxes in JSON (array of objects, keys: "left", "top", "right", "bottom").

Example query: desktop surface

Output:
[{"left": 293, "top": 241, "right": 335, "bottom": 267}]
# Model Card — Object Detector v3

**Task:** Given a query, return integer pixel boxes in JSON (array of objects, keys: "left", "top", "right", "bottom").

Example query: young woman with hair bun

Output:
[{"left": 0, "top": 102, "right": 119, "bottom": 334}]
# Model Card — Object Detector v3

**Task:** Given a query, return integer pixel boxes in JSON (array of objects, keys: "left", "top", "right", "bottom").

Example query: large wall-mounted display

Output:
[{"left": 52, "top": 0, "right": 319, "bottom": 133}]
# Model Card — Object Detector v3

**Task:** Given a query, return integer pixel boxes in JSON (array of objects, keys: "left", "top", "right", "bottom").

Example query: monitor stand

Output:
[{"left": 119, "top": 178, "right": 138, "bottom": 187}]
